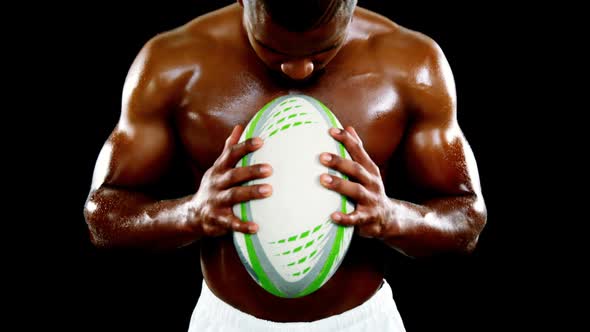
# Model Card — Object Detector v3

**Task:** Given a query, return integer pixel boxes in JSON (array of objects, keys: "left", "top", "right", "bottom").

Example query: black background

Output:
[{"left": 31, "top": 1, "right": 546, "bottom": 331}]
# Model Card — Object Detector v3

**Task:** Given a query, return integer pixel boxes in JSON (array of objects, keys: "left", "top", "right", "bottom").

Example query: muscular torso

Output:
[{"left": 154, "top": 5, "right": 418, "bottom": 321}]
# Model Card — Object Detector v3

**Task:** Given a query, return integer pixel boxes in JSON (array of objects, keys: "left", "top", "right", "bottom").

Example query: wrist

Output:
[
  {"left": 379, "top": 198, "right": 400, "bottom": 240},
  {"left": 168, "top": 195, "right": 200, "bottom": 237}
]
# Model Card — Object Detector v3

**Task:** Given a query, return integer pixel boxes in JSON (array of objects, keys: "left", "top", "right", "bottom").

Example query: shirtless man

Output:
[{"left": 84, "top": 0, "right": 487, "bottom": 330}]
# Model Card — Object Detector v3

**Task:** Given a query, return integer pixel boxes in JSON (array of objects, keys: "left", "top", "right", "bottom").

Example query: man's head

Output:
[{"left": 240, "top": 0, "right": 357, "bottom": 81}]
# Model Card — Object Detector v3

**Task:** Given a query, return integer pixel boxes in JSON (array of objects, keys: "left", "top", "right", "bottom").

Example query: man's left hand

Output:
[{"left": 320, "top": 126, "right": 394, "bottom": 239}]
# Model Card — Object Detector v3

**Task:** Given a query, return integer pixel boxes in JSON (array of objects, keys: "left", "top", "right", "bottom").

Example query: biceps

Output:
[
  {"left": 91, "top": 121, "right": 175, "bottom": 190},
  {"left": 404, "top": 123, "right": 476, "bottom": 196}
]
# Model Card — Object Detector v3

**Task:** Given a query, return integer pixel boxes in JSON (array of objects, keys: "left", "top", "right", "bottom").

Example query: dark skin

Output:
[{"left": 84, "top": 2, "right": 487, "bottom": 322}]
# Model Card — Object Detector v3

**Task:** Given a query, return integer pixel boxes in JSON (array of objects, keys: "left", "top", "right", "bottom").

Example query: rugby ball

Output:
[{"left": 232, "top": 94, "right": 355, "bottom": 298}]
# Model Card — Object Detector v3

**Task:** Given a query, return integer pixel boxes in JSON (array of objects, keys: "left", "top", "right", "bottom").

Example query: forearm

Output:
[
  {"left": 381, "top": 195, "right": 486, "bottom": 257},
  {"left": 84, "top": 186, "right": 201, "bottom": 250}
]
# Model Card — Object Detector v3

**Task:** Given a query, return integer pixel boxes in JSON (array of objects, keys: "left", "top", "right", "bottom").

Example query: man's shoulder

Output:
[
  {"left": 355, "top": 8, "right": 455, "bottom": 118},
  {"left": 355, "top": 7, "right": 445, "bottom": 71},
  {"left": 120, "top": 6, "right": 241, "bottom": 119},
  {"left": 139, "top": 4, "right": 241, "bottom": 66}
]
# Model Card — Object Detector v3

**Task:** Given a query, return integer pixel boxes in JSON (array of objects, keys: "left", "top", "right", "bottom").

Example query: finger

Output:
[
  {"left": 319, "top": 153, "right": 373, "bottom": 187},
  {"left": 320, "top": 173, "right": 371, "bottom": 204},
  {"left": 345, "top": 126, "right": 382, "bottom": 176},
  {"left": 233, "top": 219, "right": 259, "bottom": 234},
  {"left": 216, "top": 184, "right": 272, "bottom": 206},
  {"left": 218, "top": 136, "right": 264, "bottom": 169},
  {"left": 215, "top": 163, "right": 273, "bottom": 189},
  {"left": 346, "top": 126, "right": 360, "bottom": 142},
  {"left": 329, "top": 127, "right": 380, "bottom": 175},
  {"left": 330, "top": 210, "right": 368, "bottom": 227},
  {"left": 224, "top": 124, "right": 244, "bottom": 148},
  {"left": 217, "top": 213, "right": 259, "bottom": 234}
]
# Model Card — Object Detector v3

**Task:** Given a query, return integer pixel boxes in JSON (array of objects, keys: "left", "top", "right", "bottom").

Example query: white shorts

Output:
[{"left": 188, "top": 279, "right": 406, "bottom": 332}]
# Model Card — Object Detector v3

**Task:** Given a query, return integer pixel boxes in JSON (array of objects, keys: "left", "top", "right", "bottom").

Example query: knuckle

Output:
[
  {"left": 229, "top": 144, "right": 241, "bottom": 158},
  {"left": 340, "top": 133, "right": 351, "bottom": 145},
  {"left": 234, "top": 220, "right": 248, "bottom": 232},
  {"left": 366, "top": 193, "right": 377, "bottom": 205},
  {"left": 194, "top": 206, "right": 207, "bottom": 228},
  {"left": 227, "top": 169, "right": 239, "bottom": 184},
  {"left": 328, "top": 154, "right": 339, "bottom": 165},
  {"left": 356, "top": 186, "right": 366, "bottom": 199},
  {"left": 342, "top": 130, "right": 352, "bottom": 141},
  {"left": 209, "top": 165, "right": 221, "bottom": 177},
  {"left": 207, "top": 210, "right": 220, "bottom": 226},
  {"left": 356, "top": 137, "right": 364, "bottom": 147},
  {"left": 358, "top": 187, "right": 372, "bottom": 203},
  {"left": 371, "top": 224, "right": 382, "bottom": 237},
  {"left": 370, "top": 174, "right": 383, "bottom": 188},
  {"left": 226, "top": 189, "right": 238, "bottom": 203},
  {"left": 207, "top": 192, "right": 221, "bottom": 207},
  {"left": 231, "top": 216, "right": 245, "bottom": 228},
  {"left": 200, "top": 202, "right": 213, "bottom": 218},
  {"left": 370, "top": 192, "right": 380, "bottom": 205},
  {"left": 364, "top": 173, "right": 375, "bottom": 187},
  {"left": 368, "top": 208, "right": 378, "bottom": 221},
  {"left": 217, "top": 214, "right": 232, "bottom": 228},
  {"left": 209, "top": 192, "right": 224, "bottom": 207},
  {"left": 330, "top": 176, "right": 340, "bottom": 187},
  {"left": 204, "top": 166, "right": 216, "bottom": 180},
  {"left": 351, "top": 213, "right": 361, "bottom": 223},
  {"left": 352, "top": 139, "right": 362, "bottom": 149},
  {"left": 218, "top": 149, "right": 230, "bottom": 164},
  {"left": 203, "top": 223, "right": 215, "bottom": 234},
  {"left": 341, "top": 213, "right": 352, "bottom": 224},
  {"left": 352, "top": 162, "right": 364, "bottom": 174},
  {"left": 252, "top": 186, "right": 262, "bottom": 197},
  {"left": 210, "top": 173, "right": 224, "bottom": 189},
  {"left": 250, "top": 165, "right": 261, "bottom": 177}
]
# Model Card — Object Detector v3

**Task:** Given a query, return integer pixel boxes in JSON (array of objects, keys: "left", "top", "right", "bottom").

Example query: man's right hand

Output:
[{"left": 190, "top": 125, "right": 273, "bottom": 237}]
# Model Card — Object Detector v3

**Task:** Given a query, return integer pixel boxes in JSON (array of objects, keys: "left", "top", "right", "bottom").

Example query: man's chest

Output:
[{"left": 175, "top": 69, "right": 409, "bottom": 173}]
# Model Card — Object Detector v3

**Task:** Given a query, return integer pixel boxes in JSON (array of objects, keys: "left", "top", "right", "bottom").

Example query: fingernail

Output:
[
  {"left": 330, "top": 128, "right": 341, "bottom": 135},
  {"left": 332, "top": 213, "right": 341, "bottom": 221},
  {"left": 259, "top": 185, "right": 271, "bottom": 194},
  {"left": 259, "top": 165, "right": 272, "bottom": 174},
  {"left": 321, "top": 174, "right": 333, "bottom": 184},
  {"left": 248, "top": 224, "right": 258, "bottom": 232},
  {"left": 251, "top": 137, "right": 262, "bottom": 146},
  {"left": 321, "top": 153, "right": 332, "bottom": 162}
]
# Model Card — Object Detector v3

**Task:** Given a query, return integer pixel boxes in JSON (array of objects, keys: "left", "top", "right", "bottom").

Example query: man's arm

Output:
[
  {"left": 83, "top": 36, "right": 198, "bottom": 249},
  {"left": 382, "top": 37, "right": 487, "bottom": 257},
  {"left": 83, "top": 36, "right": 267, "bottom": 250},
  {"left": 319, "top": 36, "right": 486, "bottom": 257}
]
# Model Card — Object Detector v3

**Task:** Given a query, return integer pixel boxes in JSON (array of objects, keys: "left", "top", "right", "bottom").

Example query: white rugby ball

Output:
[{"left": 232, "top": 94, "right": 355, "bottom": 298}]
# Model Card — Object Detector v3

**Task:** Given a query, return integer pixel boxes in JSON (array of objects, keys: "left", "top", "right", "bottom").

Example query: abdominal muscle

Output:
[{"left": 199, "top": 234, "right": 386, "bottom": 322}]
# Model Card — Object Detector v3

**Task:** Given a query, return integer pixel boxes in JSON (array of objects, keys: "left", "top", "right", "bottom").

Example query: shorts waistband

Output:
[{"left": 194, "top": 278, "right": 397, "bottom": 332}]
